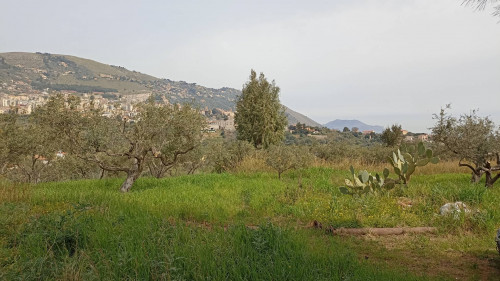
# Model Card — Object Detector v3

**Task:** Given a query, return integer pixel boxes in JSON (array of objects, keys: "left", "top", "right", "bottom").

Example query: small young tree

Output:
[
  {"left": 265, "top": 144, "right": 313, "bottom": 179},
  {"left": 381, "top": 124, "right": 403, "bottom": 147},
  {"left": 207, "top": 139, "right": 254, "bottom": 173},
  {"left": 235, "top": 70, "right": 287, "bottom": 149},
  {"left": 432, "top": 106, "right": 500, "bottom": 187}
]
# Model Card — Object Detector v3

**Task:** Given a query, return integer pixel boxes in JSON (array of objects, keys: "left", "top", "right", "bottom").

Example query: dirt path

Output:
[{"left": 348, "top": 234, "right": 500, "bottom": 280}]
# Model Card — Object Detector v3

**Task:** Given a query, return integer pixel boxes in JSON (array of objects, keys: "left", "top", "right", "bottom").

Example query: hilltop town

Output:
[{"left": 0, "top": 87, "right": 237, "bottom": 132}]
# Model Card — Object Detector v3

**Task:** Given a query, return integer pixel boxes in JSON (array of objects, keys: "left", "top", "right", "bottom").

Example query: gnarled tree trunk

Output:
[
  {"left": 120, "top": 170, "right": 140, "bottom": 192},
  {"left": 459, "top": 159, "right": 484, "bottom": 183},
  {"left": 483, "top": 161, "right": 500, "bottom": 188},
  {"left": 119, "top": 157, "right": 145, "bottom": 192}
]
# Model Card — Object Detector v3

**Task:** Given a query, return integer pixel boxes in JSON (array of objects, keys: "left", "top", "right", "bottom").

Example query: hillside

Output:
[
  {"left": 0, "top": 52, "right": 320, "bottom": 126},
  {"left": 0, "top": 52, "right": 238, "bottom": 110},
  {"left": 324, "top": 119, "right": 384, "bottom": 133},
  {"left": 284, "top": 106, "right": 322, "bottom": 127}
]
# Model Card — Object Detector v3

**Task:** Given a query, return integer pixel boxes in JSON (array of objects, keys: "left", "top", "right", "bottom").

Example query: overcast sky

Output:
[{"left": 1, "top": 0, "right": 499, "bottom": 132}]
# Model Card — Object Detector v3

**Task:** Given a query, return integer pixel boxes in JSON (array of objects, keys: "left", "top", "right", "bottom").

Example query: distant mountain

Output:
[
  {"left": 283, "top": 106, "right": 322, "bottom": 127},
  {"left": 324, "top": 119, "right": 384, "bottom": 133},
  {"left": 0, "top": 52, "right": 321, "bottom": 126}
]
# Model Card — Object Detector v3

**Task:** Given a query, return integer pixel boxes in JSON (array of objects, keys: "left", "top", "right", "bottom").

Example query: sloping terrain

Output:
[
  {"left": 284, "top": 106, "right": 322, "bottom": 127},
  {"left": 0, "top": 52, "right": 238, "bottom": 110},
  {"left": 0, "top": 52, "right": 321, "bottom": 126}
]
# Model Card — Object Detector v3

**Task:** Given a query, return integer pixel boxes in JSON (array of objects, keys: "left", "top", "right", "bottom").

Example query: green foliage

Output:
[
  {"left": 5, "top": 170, "right": 493, "bottom": 280},
  {"left": 265, "top": 144, "right": 313, "bottom": 179},
  {"left": 432, "top": 106, "right": 498, "bottom": 167},
  {"left": 207, "top": 139, "right": 254, "bottom": 173},
  {"left": 339, "top": 142, "right": 439, "bottom": 195},
  {"left": 310, "top": 135, "right": 391, "bottom": 165},
  {"left": 235, "top": 70, "right": 287, "bottom": 148},
  {"left": 0, "top": 95, "right": 206, "bottom": 191},
  {"left": 388, "top": 141, "right": 439, "bottom": 184},
  {"left": 0, "top": 111, "right": 62, "bottom": 183},
  {"left": 381, "top": 124, "right": 403, "bottom": 147},
  {"left": 431, "top": 106, "right": 500, "bottom": 187},
  {"left": 339, "top": 166, "right": 395, "bottom": 196}
]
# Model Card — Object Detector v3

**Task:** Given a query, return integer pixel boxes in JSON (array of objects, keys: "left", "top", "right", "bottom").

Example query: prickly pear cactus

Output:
[
  {"left": 388, "top": 141, "right": 439, "bottom": 184},
  {"left": 339, "top": 166, "right": 396, "bottom": 196}
]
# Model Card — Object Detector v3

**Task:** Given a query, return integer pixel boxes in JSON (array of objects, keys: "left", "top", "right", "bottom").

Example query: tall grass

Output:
[
  {"left": 235, "top": 152, "right": 471, "bottom": 176},
  {"left": 1, "top": 180, "right": 433, "bottom": 280},
  {"left": 1, "top": 167, "right": 498, "bottom": 280}
]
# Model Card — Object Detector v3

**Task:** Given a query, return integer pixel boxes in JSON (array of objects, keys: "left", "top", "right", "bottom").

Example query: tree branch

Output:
[
  {"left": 459, "top": 159, "right": 481, "bottom": 174},
  {"left": 76, "top": 154, "right": 130, "bottom": 173},
  {"left": 157, "top": 146, "right": 196, "bottom": 167},
  {"left": 95, "top": 148, "right": 132, "bottom": 158}
]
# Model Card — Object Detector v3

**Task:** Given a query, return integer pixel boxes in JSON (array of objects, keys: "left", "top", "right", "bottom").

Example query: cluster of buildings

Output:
[
  {"left": 0, "top": 90, "right": 235, "bottom": 133},
  {"left": 203, "top": 108, "right": 236, "bottom": 132},
  {"left": 401, "top": 129, "right": 429, "bottom": 142},
  {"left": 0, "top": 91, "right": 142, "bottom": 118},
  {"left": 0, "top": 92, "right": 47, "bottom": 114},
  {"left": 206, "top": 118, "right": 235, "bottom": 132}
]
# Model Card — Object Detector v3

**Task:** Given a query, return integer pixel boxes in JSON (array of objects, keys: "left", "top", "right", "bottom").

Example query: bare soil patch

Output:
[{"left": 350, "top": 234, "right": 500, "bottom": 280}]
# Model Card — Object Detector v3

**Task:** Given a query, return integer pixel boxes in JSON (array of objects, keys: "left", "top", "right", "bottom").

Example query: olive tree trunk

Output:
[
  {"left": 120, "top": 170, "right": 140, "bottom": 192},
  {"left": 119, "top": 158, "right": 143, "bottom": 193}
]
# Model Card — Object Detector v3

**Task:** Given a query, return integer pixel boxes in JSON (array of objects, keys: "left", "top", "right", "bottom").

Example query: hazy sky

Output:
[{"left": 1, "top": 0, "right": 499, "bottom": 132}]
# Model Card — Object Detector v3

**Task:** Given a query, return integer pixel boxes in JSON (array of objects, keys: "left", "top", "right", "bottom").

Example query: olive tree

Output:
[
  {"left": 0, "top": 111, "right": 60, "bottom": 183},
  {"left": 265, "top": 144, "right": 313, "bottom": 179},
  {"left": 431, "top": 106, "right": 500, "bottom": 187},
  {"left": 40, "top": 95, "right": 206, "bottom": 192},
  {"left": 235, "top": 70, "right": 287, "bottom": 149},
  {"left": 206, "top": 139, "right": 254, "bottom": 173}
]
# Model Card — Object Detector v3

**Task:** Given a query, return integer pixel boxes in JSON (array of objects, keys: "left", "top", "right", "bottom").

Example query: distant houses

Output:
[
  {"left": 206, "top": 117, "right": 235, "bottom": 132},
  {"left": 418, "top": 134, "right": 429, "bottom": 141},
  {"left": 404, "top": 133, "right": 429, "bottom": 142}
]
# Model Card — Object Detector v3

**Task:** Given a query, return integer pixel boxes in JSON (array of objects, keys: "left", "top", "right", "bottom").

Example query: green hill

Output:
[
  {"left": 284, "top": 106, "right": 322, "bottom": 127},
  {"left": 0, "top": 52, "right": 238, "bottom": 110},
  {"left": 0, "top": 52, "right": 321, "bottom": 125}
]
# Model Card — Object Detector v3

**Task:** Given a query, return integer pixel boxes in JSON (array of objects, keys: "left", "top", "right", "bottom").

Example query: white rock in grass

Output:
[{"left": 439, "top": 201, "right": 470, "bottom": 216}]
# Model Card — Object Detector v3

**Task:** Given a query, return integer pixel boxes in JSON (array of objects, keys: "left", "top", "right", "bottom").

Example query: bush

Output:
[
  {"left": 265, "top": 144, "right": 314, "bottom": 179},
  {"left": 206, "top": 139, "right": 254, "bottom": 173}
]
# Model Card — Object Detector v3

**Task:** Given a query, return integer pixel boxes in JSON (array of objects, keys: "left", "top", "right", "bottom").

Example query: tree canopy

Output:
[
  {"left": 431, "top": 106, "right": 500, "bottom": 187},
  {"left": 1, "top": 95, "right": 206, "bottom": 192},
  {"left": 235, "top": 70, "right": 287, "bottom": 149},
  {"left": 380, "top": 124, "right": 403, "bottom": 147}
]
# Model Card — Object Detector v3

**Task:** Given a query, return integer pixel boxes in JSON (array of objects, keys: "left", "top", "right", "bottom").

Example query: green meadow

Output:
[{"left": 1, "top": 167, "right": 499, "bottom": 280}]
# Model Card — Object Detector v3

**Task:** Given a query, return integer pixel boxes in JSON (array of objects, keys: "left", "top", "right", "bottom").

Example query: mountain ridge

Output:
[
  {"left": 0, "top": 52, "right": 321, "bottom": 127},
  {"left": 324, "top": 119, "right": 384, "bottom": 133}
]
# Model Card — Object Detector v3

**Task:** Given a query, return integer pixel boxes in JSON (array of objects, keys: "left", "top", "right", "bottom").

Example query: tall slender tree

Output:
[{"left": 235, "top": 70, "right": 287, "bottom": 149}]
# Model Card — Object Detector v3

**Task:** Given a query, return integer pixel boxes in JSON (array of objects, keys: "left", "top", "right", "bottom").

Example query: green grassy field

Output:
[{"left": 1, "top": 167, "right": 499, "bottom": 280}]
